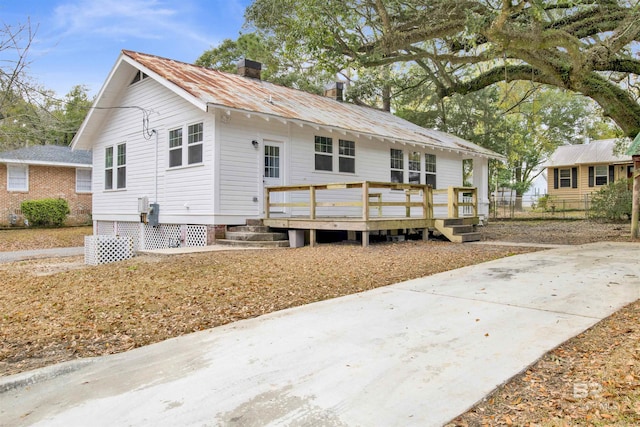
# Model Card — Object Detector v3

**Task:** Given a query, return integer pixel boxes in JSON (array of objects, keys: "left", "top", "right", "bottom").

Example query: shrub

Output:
[
  {"left": 21, "top": 198, "right": 70, "bottom": 227},
  {"left": 589, "top": 179, "right": 632, "bottom": 221},
  {"left": 536, "top": 194, "right": 555, "bottom": 212}
]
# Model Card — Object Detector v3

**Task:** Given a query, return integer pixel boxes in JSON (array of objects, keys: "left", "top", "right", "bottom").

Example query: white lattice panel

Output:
[
  {"left": 116, "top": 222, "right": 142, "bottom": 252},
  {"left": 186, "top": 225, "right": 207, "bottom": 247},
  {"left": 143, "top": 224, "right": 182, "bottom": 250},
  {"left": 85, "top": 235, "right": 133, "bottom": 265},
  {"left": 97, "top": 221, "right": 115, "bottom": 235}
]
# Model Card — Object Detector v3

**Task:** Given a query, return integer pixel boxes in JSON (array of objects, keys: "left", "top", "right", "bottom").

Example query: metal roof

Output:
[
  {"left": 627, "top": 132, "right": 640, "bottom": 156},
  {"left": 0, "top": 145, "right": 92, "bottom": 167},
  {"left": 117, "top": 50, "right": 501, "bottom": 159},
  {"left": 547, "top": 139, "right": 632, "bottom": 167}
]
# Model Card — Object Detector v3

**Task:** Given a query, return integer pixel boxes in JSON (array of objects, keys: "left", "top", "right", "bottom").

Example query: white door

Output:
[{"left": 263, "top": 140, "right": 285, "bottom": 213}]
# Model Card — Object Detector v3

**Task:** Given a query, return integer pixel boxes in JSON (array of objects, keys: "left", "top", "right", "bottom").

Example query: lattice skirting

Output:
[
  {"left": 94, "top": 221, "right": 208, "bottom": 252},
  {"left": 85, "top": 235, "right": 133, "bottom": 265}
]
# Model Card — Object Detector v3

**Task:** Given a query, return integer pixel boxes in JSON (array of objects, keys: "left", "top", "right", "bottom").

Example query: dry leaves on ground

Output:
[{"left": 0, "top": 241, "right": 533, "bottom": 376}]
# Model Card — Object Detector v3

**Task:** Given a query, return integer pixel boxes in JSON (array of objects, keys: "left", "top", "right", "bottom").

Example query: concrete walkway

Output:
[
  {"left": 1, "top": 242, "right": 639, "bottom": 427},
  {"left": 0, "top": 247, "right": 84, "bottom": 263}
]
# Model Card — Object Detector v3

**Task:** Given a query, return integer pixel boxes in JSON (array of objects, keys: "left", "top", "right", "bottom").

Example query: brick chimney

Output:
[
  {"left": 237, "top": 59, "right": 262, "bottom": 80},
  {"left": 324, "top": 82, "right": 344, "bottom": 101}
]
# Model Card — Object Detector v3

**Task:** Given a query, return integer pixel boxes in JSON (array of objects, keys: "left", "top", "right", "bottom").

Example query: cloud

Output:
[{"left": 51, "top": 0, "right": 203, "bottom": 42}]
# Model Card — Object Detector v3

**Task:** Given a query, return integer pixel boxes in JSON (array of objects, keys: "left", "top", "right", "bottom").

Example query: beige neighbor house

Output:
[
  {"left": 546, "top": 139, "right": 633, "bottom": 202},
  {"left": 0, "top": 145, "right": 92, "bottom": 226},
  {"left": 72, "top": 50, "right": 503, "bottom": 250}
]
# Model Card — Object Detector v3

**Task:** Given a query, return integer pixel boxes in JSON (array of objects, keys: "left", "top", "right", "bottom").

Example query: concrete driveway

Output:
[{"left": 1, "top": 242, "right": 639, "bottom": 427}]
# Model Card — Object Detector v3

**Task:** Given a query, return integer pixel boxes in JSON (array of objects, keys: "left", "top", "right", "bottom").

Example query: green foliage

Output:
[
  {"left": 21, "top": 198, "right": 70, "bottom": 227},
  {"left": 196, "top": 32, "right": 331, "bottom": 94},
  {"left": 536, "top": 194, "right": 554, "bottom": 211},
  {"left": 246, "top": 0, "right": 640, "bottom": 136},
  {"left": 588, "top": 179, "right": 632, "bottom": 221},
  {"left": 1, "top": 85, "right": 92, "bottom": 150}
]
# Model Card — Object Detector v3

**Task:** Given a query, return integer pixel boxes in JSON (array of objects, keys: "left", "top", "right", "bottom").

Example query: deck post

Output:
[
  {"left": 265, "top": 188, "right": 270, "bottom": 219},
  {"left": 310, "top": 229, "right": 317, "bottom": 247},
  {"left": 362, "top": 181, "right": 370, "bottom": 220},
  {"left": 405, "top": 191, "right": 411, "bottom": 218},
  {"left": 362, "top": 230, "right": 369, "bottom": 247},
  {"left": 448, "top": 187, "right": 458, "bottom": 218},
  {"left": 472, "top": 188, "right": 478, "bottom": 217},
  {"left": 309, "top": 185, "right": 316, "bottom": 220}
]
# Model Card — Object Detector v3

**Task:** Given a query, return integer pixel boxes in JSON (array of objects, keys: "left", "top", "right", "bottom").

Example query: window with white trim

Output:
[
  {"left": 595, "top": 165, "right": 608, "bottom": 186},
  {"left": 116, "top": 144, "right": 126, "bottom": 189},
  {"left": 169, "top": 128, "right": 183, "bottom": 167},
  {"left": 560, "top": 168, "right": 571, "bottom": 188},
  {"left": 409, "top": 152, "right": 421, "bottom": 184},
  {"left": 105, "top": 143, "right": 126, "bottom": 190},
  {"left": 425, "top": 154, "right": 437, "bottom": 187},
  {"left": 338, "top": 139, "right": 355, "bottom": 173},
  {"left": 7, "top": 165, "right": 28, "bottom": 191},
  {"left": 188, "top": 123, "right": 204, "bottom": 164},
  {"left": 168, "top": 122, "right": 204, "bottom": 168},
  {"left": 314, "top": 136, "right": 333, "bottom": 171},
  {"left": 76, "top": 168, "right": 92, "bottom": 193},
  {"left": 390, "top": 149, "right": 404, "bottom": 183}
]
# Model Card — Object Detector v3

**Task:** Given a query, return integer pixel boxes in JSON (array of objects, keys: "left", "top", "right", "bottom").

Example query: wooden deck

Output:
[{"left": 262, "top": 181, "right": 479, "bottom": 247}]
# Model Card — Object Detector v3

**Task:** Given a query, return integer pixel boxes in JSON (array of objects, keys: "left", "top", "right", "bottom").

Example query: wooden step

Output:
[
  {"left": 225, "top": 231, "right": 288, "bottom": 242},
  {"left": 216, "top": 239, "right": 290, "bottom": 248},
  {"left": 433, "top": 219, "right": 481, "bottom": 243},
  {"left": 228, "top": 225, "right": 271, "bottom": 233}
]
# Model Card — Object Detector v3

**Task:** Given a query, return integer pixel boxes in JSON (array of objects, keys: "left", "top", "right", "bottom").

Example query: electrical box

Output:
[
  {"left": 138, "top": 196, "right": 149, "bottom": 213},
  {"left": 148, "top": 203, "right": 160, "bottom": 227}
]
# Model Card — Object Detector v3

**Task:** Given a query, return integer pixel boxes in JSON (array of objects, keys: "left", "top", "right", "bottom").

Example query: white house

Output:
[{"left": 72, "top": 50, "right": 502, "bottom": 250}]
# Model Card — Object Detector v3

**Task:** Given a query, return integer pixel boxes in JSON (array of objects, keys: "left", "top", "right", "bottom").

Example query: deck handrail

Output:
[
  {"left": 432, "top": 186, "right": 478, "bottom": 218},
  {"left": 265, "top": 181, "right": 476, "bottom": 220}
]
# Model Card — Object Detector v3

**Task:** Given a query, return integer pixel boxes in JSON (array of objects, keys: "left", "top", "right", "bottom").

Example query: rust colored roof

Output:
[{"left": 121, "top": 50, "right": 500, "bottom": 158}]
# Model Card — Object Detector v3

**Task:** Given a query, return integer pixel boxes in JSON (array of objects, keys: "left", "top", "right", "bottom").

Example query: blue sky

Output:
[{"left": 1, "top": 0, "right": 252, "bottom": 98}]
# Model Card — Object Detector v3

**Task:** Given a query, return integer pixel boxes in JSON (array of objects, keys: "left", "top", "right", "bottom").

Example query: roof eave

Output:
[
  {"left": 208, "top": 104, "right": 504, "bottom": 160},
  {"left": 0, "top": 159, "right": 92, "bottom": 168}
]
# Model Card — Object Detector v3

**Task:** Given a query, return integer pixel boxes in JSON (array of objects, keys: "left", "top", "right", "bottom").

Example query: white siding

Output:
[
  {"left": 92, "top": 80, "right": 484, "bottom": 225},
  {"left": 92, "top": 77, "right": 215, "bottom": 224}
]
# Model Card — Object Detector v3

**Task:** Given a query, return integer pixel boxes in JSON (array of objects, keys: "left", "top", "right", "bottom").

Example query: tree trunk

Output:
[
  {"left": 514, "top": 167, "right": 523, "bottom": 211},
  {"left": 631, "top": 156, "right": 640, "bottom": 239}
]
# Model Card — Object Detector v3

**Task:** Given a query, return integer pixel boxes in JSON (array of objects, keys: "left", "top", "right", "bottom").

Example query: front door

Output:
[{"left": 263, "top": 140, "right": 284, "bottom": 213}]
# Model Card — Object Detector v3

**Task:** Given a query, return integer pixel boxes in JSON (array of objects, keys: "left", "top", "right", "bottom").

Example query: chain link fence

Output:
[{"left": 490, "top": 194, "right": 592, "bottom": 220}]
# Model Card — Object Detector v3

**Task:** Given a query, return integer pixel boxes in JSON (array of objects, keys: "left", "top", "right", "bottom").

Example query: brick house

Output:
[{"left": 0, "top": 145, "right": 92, "bottom": 226}]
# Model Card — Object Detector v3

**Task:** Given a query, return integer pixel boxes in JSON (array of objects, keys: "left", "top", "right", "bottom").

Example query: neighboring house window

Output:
[
  {"left": 169, "top": 122, "right": 204, "bottom": 168},
  {"left": 559, "top": 168, "right": 571, "bottom": 188},
  {"left": 315, "top": 136, "right": 333, "bottom": 171},
  {"left": 553, "top": 167, "right": 578, "bottom": 189},
  {"left": 76, "top": 168, "right": 92, "bottom": 193},
  {"left": 7, "top": 165, "right": 28, "bottom": 191},
  {"left": 425, "top": 154, "right": 437, "bottom": 187},
  {"left": 595, "top": 165, "right": 608, "bottom": 185},
  {"left": 390, "top": 149, "right": 403, "bottom": 183},
  {"left": 105, "top": 143, "right": 126, "bottom": 190},
  {"left": 409, "top": 152, "right": 421, "bottom": 184},
  {"left": 338, "top": 139, "right": 355, "bottom": 173},
  {"left": 588, "top": 165, "right": 614, "bottom": 187}
]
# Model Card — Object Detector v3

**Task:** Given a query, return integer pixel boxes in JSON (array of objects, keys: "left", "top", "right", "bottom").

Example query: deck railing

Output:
[
  {"left": 432, "top": 187, "right": 478, "bottom": 218},
  {"left": 265, "top": 181, "right": 477, "bottom": 220}
]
